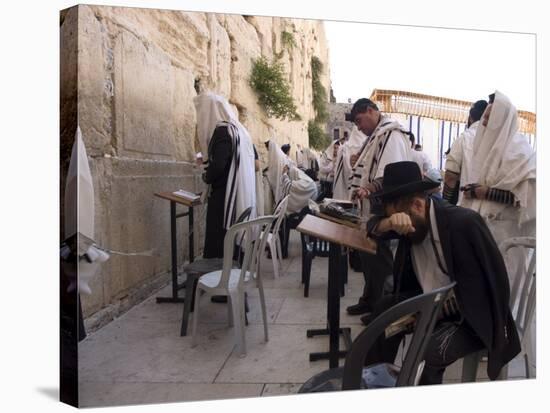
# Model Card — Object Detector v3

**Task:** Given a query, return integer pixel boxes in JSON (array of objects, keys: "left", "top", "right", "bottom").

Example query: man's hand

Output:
[
  {"left": 350, "top": 153, "right": 359, "bottom": 167},
  {"left": 282, "top": 164, "right": 289, "bottom": 174},
  {"left": 387, "top": 213, "right": 416, "bottom": 235},
  {"left": 351, "top": 187, "right": 369, "bottom": 200},
  {"left": 374, "top": 212, "right": 416, "bottom": 235}
]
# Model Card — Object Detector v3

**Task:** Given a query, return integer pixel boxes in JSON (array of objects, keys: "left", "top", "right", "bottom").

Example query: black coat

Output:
[
  {"left": 202, "top": 125, "right": 233, "bottom": 258},
  {"left": 367, "top": 197, "right": 521, "bottom": 380}
]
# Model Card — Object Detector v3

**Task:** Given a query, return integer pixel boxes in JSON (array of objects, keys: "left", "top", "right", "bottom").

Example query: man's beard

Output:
[{"left": 407, "top": 212, "right": 429, "bottom": 244}]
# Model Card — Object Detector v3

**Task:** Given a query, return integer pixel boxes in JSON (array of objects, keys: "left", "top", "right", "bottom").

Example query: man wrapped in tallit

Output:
[
  {"left": 301, "top": 146, "right": 320, "bottom": 181},
  {"left": 460, "top": 91, "right": 535, "bottom": 283},
  {"left": 345, "top": 98, "right": 413, "bottom": 320},
  {"left": 333, "top": 126, "right": 367, "bottom": 200},
  {"left": 318, "top": 139, "right": 341, "bottom": 198},
  {"left": 194, "top": 92, "right": 256, "bottom": 258},
  {"left": 266, "top": 140, "right": 318, "bottom": 214},
  {"left": 443, "top": 99, "right": 488, "bottom": 205}
]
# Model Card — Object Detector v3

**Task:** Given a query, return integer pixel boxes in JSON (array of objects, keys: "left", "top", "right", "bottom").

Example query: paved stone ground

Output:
[{"left": 79, "top": 231, "right": 536, "bottom": 407}]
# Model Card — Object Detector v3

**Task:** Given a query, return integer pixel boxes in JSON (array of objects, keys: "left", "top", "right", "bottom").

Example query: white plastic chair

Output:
[
  {"left": 461, "top": 236, "right": 536, "bottom": 381},
  {"left": 191, "top": 215, "right": 276, "bottom": 356},
  {"left": 264, "top": 195, "right": 289, "bottom": 278}
]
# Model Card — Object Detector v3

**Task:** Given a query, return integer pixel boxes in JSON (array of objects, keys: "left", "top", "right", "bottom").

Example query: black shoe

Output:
[
  {"left": 211, "top": 295, "right": 228, "bottom": 303},
  {"left": 360, "top": 313, "right": 376, "bottom": 326},
  {"left": 346, "top": 301, "right": 373, "bottom": 315}
]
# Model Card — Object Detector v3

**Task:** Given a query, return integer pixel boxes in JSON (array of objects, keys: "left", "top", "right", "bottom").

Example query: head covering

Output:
[
  {"left": 281, "top": 143, "right": 291, "bottom": 155},
  {"left": 266, "top": 140, "right": 290, "bottom": 204},
  {"left": 469, "top": 100, "right": 489, "bottom": 123},
  {"left": 333, "top": 126, "right": 367, "bottom": 199},
  {"left": 194, "top": 92, "right": 238, "bottom": 162},
  {"left": 464, "top": 90, "right": 536, "bottom": 225},
  {"left": 425, "top": 168, "right": 443, "bottom": 184},
  {"left": 194, "top": 92, "right": 256, "bottom": 227},
  {"left": 369, "top": 161, "right": 439, "bottom": 202}
]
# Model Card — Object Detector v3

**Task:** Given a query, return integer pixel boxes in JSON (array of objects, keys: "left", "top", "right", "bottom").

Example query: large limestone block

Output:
[
  {"left": 220, "top": 15, "right": 262, "bottom": 114},
  {"left": 77, "top": 5, "right": 114, "bottom": 157},
  {"left": 89, "top": 7, "right": 210, "bottom": 76},
  {"left": 97, "top": 157, "right": 198, "bottom": 302},
  {"left": 206, "top": 14, "right": 231, "bottom": 97},
  {"left": 113, "top": 30, "right": 176, "bottom": 159},
  {"left": 243, "top": 15, "right": 274, "bottom": 58},
  {"left": 173, "top": 66, "right": 197, "bottom": 162},
  {"left": 60, "top": 6, "right": 79, "bottom": 216}
]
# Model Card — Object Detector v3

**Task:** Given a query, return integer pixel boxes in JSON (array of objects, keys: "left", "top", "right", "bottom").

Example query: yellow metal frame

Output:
[{"left": 370, "top": 89, "right": 536, "bottom": 135}]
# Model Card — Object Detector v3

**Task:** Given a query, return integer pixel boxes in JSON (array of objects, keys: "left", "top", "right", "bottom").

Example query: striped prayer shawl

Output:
[
  {"left": 222, "top": 121, "right": 241, "bottom": 229},
  {"left": 348, "top": 120, "right": 396, "bottom": 192}
]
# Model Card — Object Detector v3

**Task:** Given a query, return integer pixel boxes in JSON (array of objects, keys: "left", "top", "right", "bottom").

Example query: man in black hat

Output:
[
  {"left": 362, "top": 161, "right": 520, "bottom": 384},
  {"left": 443, "top": 99, "right": 488, "bottom": 205}
]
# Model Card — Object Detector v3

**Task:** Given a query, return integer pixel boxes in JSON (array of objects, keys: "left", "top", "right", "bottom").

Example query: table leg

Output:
[
  {"left": 157, "top": 200, "right": 185, "bottom": 303},
  {"left": 305, "top": 241, "right": 352, "bottom": 367},
  {"left": 188, "top": 206, "right": 194, "bottom": 263}
]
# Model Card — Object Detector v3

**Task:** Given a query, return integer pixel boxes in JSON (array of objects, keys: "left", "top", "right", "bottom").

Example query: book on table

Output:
[{"left": 172, "top": 189, "right": 200, "bottom": 202}]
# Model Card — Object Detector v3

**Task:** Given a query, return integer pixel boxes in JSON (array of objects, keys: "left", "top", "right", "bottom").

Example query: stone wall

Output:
[
  {"left": 60, "top": 5, "right": 331, "bottom": 322},
  {"left": 327, "top": 102, "right": 354, "bottom": 141}
]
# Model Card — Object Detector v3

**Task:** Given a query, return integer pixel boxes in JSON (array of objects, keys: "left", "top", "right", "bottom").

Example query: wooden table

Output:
[
  {"left": 154, "top": 191, "right": 201, "bottom": 304},
  {"left": 297, "top": 214, "right": 377, "bottom": 368}
]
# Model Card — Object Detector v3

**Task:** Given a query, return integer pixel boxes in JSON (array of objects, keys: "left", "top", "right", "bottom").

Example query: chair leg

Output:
[
  {"left": 191, "top": 286, "right": 202, "bottom": 347},
  {"left": 230, "top": 291, "right": 246, "bottom": 356},
  {"left": 269, "top": 240, "right": 279, "bottom": 278},
  {"left": 525, "top": 353, "right": 533, "bottom": 378},
  {"left": 461, "top": 351, "right": 481, "bottom": 382},
  {"left": 498, "top": 364, "right": 509, "bottom": 380},
  {"left": 304, "top": 256, "right": 312, "bottom": 298},
  {"left": 258, "top": 281, "right": 269, "bottom": 342},
  {"left": 181, "top": 274, "right": 198, "bottom": 336},
  {"left": 227, "top": 294, "right": 234, "bottom": 327},
  {"left": 276, "top": 236, "right": 284, "bottom": 269}
]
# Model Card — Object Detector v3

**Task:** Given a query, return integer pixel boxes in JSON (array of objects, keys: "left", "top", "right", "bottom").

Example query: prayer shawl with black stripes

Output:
[
  {"left": 349, "top": 116, "right": 413, "bottom": 215},
  {"left": 333, "top": 126, "right": 367, "bottom": 200},
  {"left": 194, "top": 92, "right": 256, "bottom": 229}
]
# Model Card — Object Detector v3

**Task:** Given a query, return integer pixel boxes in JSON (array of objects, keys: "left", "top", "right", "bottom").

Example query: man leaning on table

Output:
[{"left": 361, "top": 161, "right": 520, "bottom": 384}]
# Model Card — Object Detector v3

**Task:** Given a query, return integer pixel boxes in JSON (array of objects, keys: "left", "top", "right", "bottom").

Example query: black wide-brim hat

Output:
[{"left": 369, "top": 161, "right": 440, "bottom": 202}]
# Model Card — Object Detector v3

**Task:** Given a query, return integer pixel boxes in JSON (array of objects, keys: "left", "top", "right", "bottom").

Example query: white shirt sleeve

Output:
[{"left": 445, "top": 134, "right": 464, "bottom": 174}]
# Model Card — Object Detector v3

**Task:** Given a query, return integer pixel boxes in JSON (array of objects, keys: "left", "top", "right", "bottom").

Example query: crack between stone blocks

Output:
[{"left": 212, "top": 348, "right": 234, "bottom": 384}]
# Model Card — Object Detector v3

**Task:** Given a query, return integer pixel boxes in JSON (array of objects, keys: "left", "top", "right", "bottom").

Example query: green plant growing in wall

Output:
[
  {"left": 281, "top": 30, "right": 297, "bottom": 51},
  {"left": 311, "top": 56, "right": 329, "bottom": 123},
  {"left": 308, "top": 120, "right": 331, "bottom": 150},
  {"left": 249, "top": 56, "right": 300, "bottom": 121}
]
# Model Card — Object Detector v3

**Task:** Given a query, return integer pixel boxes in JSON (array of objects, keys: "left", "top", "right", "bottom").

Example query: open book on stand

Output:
[{"left": 318, "top": 199, "right": 361, "bottom": 225}]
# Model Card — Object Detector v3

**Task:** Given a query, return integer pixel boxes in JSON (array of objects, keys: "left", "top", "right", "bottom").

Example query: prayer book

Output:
[{"left": 172, "top": 189, "right": 200, "bottom": 202}]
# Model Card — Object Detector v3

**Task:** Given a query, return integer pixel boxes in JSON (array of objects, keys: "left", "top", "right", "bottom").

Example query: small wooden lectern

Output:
[
  {"left": 297, "top": 214, "right": 377, "bottom": 369},
  {"left": 154, "top": 191, "right": 201, "bottom": 304}
]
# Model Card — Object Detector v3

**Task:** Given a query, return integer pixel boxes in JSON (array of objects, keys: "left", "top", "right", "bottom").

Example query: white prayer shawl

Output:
[
  {"left": 64, "top": 126, "right": 110, "bottom": 295},
  {"left": 302, "top": 147, "right": 318, "bottom": 170},
  {"left": 349, "top": 116, "right": 413, "bottom": 192},
  {"left": 255, "top": 169, "right": 265, "bottom": 217},
  {"left": 266, "top": 140, "right": 290, "bottom": 205},
  {"left": 461, "top": 91, "right": 536, "bottom": 244},
  {"left": 445, "top": 121, "right": 480, "bottom": 205},
  {"left": 349, "top": 116, "right": 413, "bottom": 218},
  {"left": 281, "top": 166, "right": 318, "bottom": 214},
  {"left": 194, "top": 92, "right": 256, "bottom": 228},
  {"left": 319, "top": 140, "right": 338, "bottom": 181},
  {"left": 296, "top": 147, "right": 306, "bottom": 168},
  {"left": 333, "top": 126, "right": 367, "bottom": 200}
]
